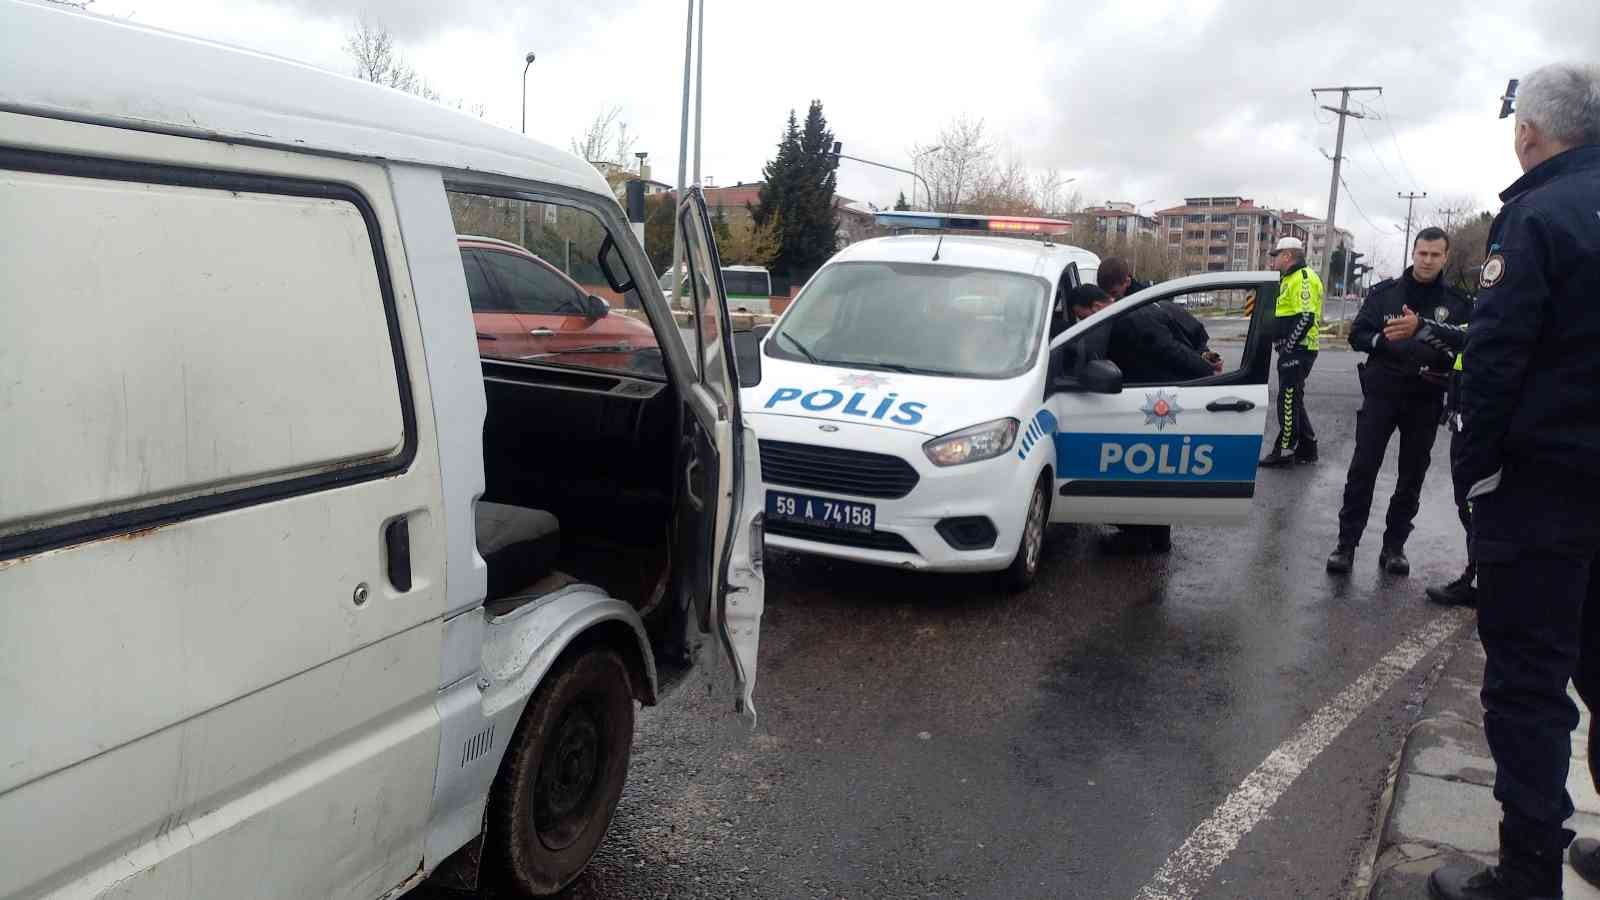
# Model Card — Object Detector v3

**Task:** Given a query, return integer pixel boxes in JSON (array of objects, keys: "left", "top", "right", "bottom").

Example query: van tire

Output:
[
  {"left": 486, "top": 647, "right": 635, "bottom": 897},
  {"left": 1001, "top": 475, "right": 1050, "bottom": 593}
]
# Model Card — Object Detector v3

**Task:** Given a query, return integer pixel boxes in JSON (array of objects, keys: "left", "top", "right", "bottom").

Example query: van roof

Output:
[{"left": 0, "top": 0, "right": 612, "bottom": 199}]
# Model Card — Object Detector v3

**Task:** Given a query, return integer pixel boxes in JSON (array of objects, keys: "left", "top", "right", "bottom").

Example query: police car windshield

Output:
[{"left": 767, "top": 261, "right": 1048, "bottom": 379}]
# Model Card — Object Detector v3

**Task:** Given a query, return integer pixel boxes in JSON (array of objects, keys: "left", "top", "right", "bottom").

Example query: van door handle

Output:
[
  {"left": 529, "top": 328, "right": 555, "bottom": 337},
  {"left": 1206, "top": 398, "right": 1256, "bottom": 413},
  {"left": 684, "top": 458, "right": 704, "bottom": 511},
  {"left": 384, "top": 517, "right": 412, "bottom": 592}
]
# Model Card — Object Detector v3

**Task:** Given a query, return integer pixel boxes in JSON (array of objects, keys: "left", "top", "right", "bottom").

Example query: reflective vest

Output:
[{"left": 1275, "top": 265, "right": 1324, "bottom": 351}]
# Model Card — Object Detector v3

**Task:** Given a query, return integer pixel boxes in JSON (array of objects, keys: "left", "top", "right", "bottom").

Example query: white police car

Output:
[{"left": 739, "top": 212, "right": 1278, "bottom": 589}]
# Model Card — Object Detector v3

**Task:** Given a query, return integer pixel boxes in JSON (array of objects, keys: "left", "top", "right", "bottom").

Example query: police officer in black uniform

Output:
[
  {"left": 1326, "top": 227, "right": 1470, "bottom": 576},
  {"left": 1429, "top": 62, "right": 1600, "bottom": 900}
]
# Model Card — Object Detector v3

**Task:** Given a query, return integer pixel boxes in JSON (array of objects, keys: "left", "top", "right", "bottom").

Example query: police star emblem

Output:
[
  {"left": 838, "top": 373, "right": 889, "bottom": 389},
  {"left": 1142, "top": 389, "right": 1183, "bottom": 430}
]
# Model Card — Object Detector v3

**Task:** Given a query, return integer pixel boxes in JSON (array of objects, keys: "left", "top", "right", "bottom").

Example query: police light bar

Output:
[{"left": 874, "top": 211, "right": 1073, "bottom": 235}]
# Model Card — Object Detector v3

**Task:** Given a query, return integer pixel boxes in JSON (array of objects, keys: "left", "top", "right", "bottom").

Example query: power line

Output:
[
  {"left": 1339, "top": 173, "right": 1384, "bottom": 233},
  {"left": 1375, "top": 95, "right": 1421, "bottom": 188},
  {"left": 1356, "top": 116, "right": 1404, "bottom": 189}
]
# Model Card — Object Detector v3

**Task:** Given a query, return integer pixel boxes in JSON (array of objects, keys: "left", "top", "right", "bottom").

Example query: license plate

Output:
[{"left": 766, "top": 490, "right": 876, "bottom": 533}]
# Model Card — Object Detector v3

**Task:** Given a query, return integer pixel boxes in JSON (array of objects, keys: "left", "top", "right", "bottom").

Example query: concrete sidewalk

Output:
[{"left": 1368, "top": 636, "right": 1600, "bottom": 898}]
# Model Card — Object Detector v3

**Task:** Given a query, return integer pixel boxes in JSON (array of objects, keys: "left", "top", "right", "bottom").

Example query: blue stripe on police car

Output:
[{"left": 1054, "top": 433, "right": 1262, "bottom": 480}]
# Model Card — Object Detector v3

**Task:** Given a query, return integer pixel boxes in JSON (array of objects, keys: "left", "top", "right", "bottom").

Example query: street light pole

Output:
[
  {"left": 910, "top": 145, "right": 941, "bottom": 209},
  {"left": 520, "top": 52, "right": 536, "bottom": 134},
  {"left": 833, "top": 144, "right": 934, "bottom": 211}
]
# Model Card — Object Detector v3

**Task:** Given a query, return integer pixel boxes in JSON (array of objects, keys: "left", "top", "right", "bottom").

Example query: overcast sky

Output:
[{"left": 88, "top": 0, "right": 1599, "bottom": 276}]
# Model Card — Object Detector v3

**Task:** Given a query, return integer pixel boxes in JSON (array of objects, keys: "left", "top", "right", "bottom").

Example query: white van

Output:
[{"left": 0, "top": 3, "right": 763, "bottom": 898}]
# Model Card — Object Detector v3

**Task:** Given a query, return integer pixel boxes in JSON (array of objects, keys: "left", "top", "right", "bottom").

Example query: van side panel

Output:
[{"left": 0, "top": 116, "right": 446, "bottom": 900}]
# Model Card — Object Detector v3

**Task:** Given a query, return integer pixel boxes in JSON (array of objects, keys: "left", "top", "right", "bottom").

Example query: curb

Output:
[{"left": 1353, "top": 628, "right": 1470, "bottom": 899}]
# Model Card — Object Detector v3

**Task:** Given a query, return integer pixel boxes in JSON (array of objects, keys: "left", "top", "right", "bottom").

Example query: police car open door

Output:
[
  {"left": 674, "top": 186, "right": 764, "bottom": 718},
  {"left": 1045, "top": 272, "right": 1278, "bottom": 525}
]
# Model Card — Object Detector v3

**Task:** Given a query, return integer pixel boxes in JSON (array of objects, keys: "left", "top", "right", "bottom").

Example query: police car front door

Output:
[
  {"left": 675, "top": 187, "right": 764, "bottom": 718},
  {"left": 1045, "top": 273, "right": 1278, "bottom": 526}
]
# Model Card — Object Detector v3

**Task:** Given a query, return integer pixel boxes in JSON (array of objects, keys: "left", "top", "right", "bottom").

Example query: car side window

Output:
[
  {"left": 478, "top": 249, "right": 585, "bottom": 316},
  {"left": 460, "top": 250, "right": 502, "bottom": 313}
]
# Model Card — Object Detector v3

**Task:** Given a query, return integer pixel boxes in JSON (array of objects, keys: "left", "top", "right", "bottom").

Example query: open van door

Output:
[
  {"left": 674, "top": 186, "right": 765, "bottom": 719},
  {"left": 1045, "top": 272, "right": 1278, "bottom": 526}
]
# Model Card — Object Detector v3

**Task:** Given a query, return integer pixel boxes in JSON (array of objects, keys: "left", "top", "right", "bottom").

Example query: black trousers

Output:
[
  {"left": 1449, "top": 428, "right": 1473, "bottom": 569},
  {"left": 1271, "top": 349, "right": 1317, "bottom": 453},
  {"left": 1335, "top": 371, "right": 1444, "bottom": 550},
  {"left": 1475, "top": 463, "right": 1600, "bottom": 886}
]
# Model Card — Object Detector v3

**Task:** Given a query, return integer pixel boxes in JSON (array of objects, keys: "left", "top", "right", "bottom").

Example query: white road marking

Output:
[{"left": 1133, "top": 608, "right": 1473, "bottom": 900}]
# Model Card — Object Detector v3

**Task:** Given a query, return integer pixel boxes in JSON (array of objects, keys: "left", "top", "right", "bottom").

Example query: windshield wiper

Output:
[
  {"left": 834, "top": 360, "right": 959, "bottom": 376},
  {"left": 778, "top": 332, "right": 821, "bottom": 364}
]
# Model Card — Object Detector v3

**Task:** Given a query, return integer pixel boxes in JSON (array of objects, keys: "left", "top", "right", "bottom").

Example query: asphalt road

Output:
[{"left": 421, "top": 345, "right": 1473, "bottom": 900}]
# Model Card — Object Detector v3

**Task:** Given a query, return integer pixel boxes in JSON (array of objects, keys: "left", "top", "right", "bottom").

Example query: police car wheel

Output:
[{"left": 1002, "top": 477, "right": 1050, "bottom": 593}]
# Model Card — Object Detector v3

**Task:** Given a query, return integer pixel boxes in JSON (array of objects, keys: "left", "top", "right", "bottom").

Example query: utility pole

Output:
[
  {"left": 1312, "top": 85, "right": 1382, "bottom": 290},
  {"left": 1397, "top": 190, "right": 1426, "bottom": 257}
]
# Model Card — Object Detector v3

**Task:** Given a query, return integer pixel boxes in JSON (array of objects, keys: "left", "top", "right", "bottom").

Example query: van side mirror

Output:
[{"left": 1080, "top": 359, "right": 1123, "bottom": 394}]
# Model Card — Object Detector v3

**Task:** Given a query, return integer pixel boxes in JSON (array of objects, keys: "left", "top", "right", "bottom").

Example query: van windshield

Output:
[{"left": 765, "top": 261, "right": 1048, "bottom": 379}]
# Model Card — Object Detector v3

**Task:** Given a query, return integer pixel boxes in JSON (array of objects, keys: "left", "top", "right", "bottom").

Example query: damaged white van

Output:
[{"left": 0, "top": 2, "right": 763, "bottom": 898}]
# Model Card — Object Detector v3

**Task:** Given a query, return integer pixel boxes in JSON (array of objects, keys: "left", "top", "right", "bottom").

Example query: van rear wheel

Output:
[{"left": 487, "top": 647, "right": 634, "bottom": 897}]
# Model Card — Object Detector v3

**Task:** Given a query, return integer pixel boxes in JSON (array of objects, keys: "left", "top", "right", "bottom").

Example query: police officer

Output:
[
  {"left": 1426, "top": 347, "right": 1478, "bottom": 607},
  {"left": 1429, "top": 62, "right": 1600, "bottom": 900},
  {"left": 1326, "top": 227, "right": 1470, "bottom": 576},
  {"left": 1258, "top": 237, "right": 1324, "bottom": 467}
]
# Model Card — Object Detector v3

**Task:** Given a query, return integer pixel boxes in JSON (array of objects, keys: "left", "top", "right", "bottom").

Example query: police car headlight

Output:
[{"left": 923, "top": 418, "right": 1020, "bottom": 467}]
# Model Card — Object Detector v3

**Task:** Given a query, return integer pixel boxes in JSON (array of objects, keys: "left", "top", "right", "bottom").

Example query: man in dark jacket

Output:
[
  {"left": 1429, "top": 62, "right": 1600, "bottom": 900},
  {"left": 1326, "top": 227, "right": 1471, "bottom": 576},
  {"left": 1100, "top": 256, "right": 1223, "bottom": 372}
]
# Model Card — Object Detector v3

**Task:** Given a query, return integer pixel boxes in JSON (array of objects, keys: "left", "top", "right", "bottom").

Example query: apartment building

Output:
[
  {"left": 1082, "top": 202, "right": 1160, "bottom": 244},
  {"left": 1155, "top": 196, "right": 1292, "bottom": 275},
  {"left": 1281, "top": 211, "right": 1354, "bottom": 276}
]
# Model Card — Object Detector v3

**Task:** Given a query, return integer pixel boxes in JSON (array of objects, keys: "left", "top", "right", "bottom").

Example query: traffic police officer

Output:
[
  {"left": 1258, "top": 237, "right": 1324, "bottom": 467},
  {"left": 1326, "top": 227, "right": 1470, "bottom": 576},
  {"left": 1430, "top": 62, "right": 1600, "bottom": 900}
]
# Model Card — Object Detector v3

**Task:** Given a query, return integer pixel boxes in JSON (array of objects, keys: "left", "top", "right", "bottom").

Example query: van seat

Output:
[{"left": 476, "top": 501, "right": 560, "bottom": 601}]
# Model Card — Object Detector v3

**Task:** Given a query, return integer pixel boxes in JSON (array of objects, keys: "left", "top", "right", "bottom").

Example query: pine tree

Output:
[
  {"left": 894, "top": 191, "right": 910, "bottom": 211},
  {"left": 753, "top": 101, "right": 839, "bottom": 277}
]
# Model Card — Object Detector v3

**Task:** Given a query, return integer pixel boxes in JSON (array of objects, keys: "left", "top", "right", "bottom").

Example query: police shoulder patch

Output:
[{"left": 1480, "top": 254, "right": 1506, "bottom": 288}]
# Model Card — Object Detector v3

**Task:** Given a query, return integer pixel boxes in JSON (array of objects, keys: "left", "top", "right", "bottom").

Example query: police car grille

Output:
[
  {"left": 759, "top": 440, "right": 920, "bottom": 499},
  {"left": 765, "top": 520, "right": 918, "bottom": 553}
]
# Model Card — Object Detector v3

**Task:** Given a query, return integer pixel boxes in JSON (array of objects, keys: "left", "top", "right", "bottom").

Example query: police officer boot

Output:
[
  {"left": 1426, "top": 566, "right": 1478, "bottom": 607},
  {"left": 1428, "top": 861, "right": 1561, "bottom": 900},
  {"left": 1571, "top": 837, "right": 1600, "bottom": 889},
  {"left": 1378, "top": 546, "right": 1411, "bottom": 576},
  {"left": 1326, "top": 545, "right": 1355, "bottom": 574},
  {"left": 1294, "top": 438, "right": 1319, "bottom": 464},
  {"left": 1258, "top": 447, "right": 1296, "bottom": 468}
]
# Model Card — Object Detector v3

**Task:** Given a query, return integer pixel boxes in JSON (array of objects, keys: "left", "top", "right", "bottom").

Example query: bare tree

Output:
[
  {"left": 571, "top": 107, "right": 638, "bottom": 170},
  {"left": 344, "top": 19, "right": 442, "bottom": 100},
  {"left": 914, "top": 116, "right": 994, "bottom": 213}
]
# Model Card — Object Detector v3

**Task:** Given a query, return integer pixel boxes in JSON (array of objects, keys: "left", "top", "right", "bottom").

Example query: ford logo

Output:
[{"left": 818, "top": 424, "right": 839, "bottom": 433}]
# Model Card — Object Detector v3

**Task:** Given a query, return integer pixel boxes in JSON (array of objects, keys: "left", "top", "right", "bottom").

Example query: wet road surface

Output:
[{"left": 421, "top": 346, "right": 1473, "bottom": 900}]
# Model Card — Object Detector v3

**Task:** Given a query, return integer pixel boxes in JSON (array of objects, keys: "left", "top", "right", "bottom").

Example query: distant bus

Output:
[{"left": 661, "top": 264, "right": 774, "bottom": 314}]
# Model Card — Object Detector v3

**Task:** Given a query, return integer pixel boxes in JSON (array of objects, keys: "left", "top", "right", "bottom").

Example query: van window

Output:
[
  {"left": 0, "top": 166, "right": 406, "bottom": 544},
  {"left": 722, "top": 269, "right": 770, "bottom": 297},
  {"left": 447, "top": 191, "right": 663, "bottom": 379}
]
